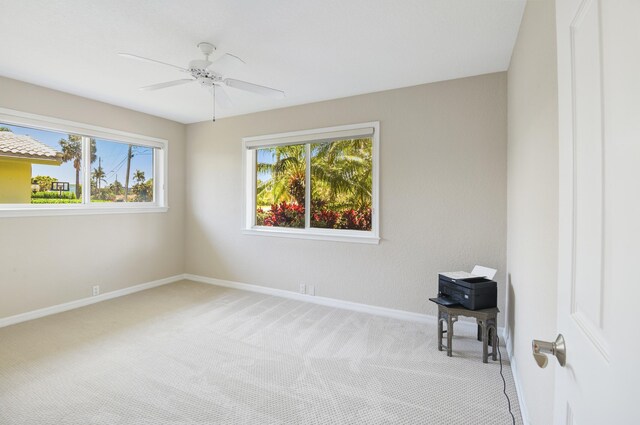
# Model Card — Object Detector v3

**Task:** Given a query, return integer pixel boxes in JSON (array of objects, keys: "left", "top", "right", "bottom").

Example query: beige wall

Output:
[
  {"left": 185, "top": 73, "right": 508, "bottom": 324},
  {"left": 506, "top": 1, "right": 558, "bottom": 423},
  {"left": 0, "top": 76, "right": 186, "bottom": 318},
  {"left": 1, "top": 72, "right": 510, "bottom": 331}
]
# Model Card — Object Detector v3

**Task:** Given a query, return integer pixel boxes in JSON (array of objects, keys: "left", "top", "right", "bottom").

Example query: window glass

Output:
[
  {"left": 255, "top": 145, "right": 305, "bottom": 228},
  {"left": 0, "top": 123, "right": 82, "bottom": 204},
  {"left": 310, "top": 138, "right": 372, "bottom": 231},
  {"left": 244, "top": 122, "right": 378, "bottom": 242},
  {"left": 91, "top": 139, "right": 154, "bottom": 203},
  {"left": 0, "top": 111, "right": 167, "bottom": 216}
]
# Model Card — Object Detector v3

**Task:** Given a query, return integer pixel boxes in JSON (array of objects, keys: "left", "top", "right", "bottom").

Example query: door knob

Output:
[{"left": 532, "top": 334, "right": 566, "bottom": 368}]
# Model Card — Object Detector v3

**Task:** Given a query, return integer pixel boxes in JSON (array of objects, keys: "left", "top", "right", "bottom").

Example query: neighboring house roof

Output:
[{"left": 0, "top": 131, "right": 62, "bottom": 163}]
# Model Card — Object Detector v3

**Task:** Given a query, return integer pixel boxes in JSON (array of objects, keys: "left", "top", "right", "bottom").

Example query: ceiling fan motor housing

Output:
[
  {"left": 190, "top": 68, "right": 222, "bottom": 87},
  {"left": 188, "top": 59, "right": 212, "bottom": 71},
  {"left": 190, "top": 43, "right": 222, "bottom": 87}
]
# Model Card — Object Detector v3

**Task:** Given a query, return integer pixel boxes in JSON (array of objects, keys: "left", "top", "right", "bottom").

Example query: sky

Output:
[
  {"left": 256, "top": 148, "right": 275, "bottom": 182},
  {"left": 1, "top": 122, "right": 154, "bottom": 187}
]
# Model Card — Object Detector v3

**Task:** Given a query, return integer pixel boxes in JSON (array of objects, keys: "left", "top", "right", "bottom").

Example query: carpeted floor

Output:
[{"left": 0, "top": 280, "right": 522, "bottom": 424}]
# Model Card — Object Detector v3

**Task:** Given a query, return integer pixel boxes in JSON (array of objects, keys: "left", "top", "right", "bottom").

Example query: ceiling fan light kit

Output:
[{"left": 119, "top": 42, "right": 284, "bottom": 122}]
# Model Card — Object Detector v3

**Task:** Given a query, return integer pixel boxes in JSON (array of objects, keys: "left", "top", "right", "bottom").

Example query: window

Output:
[
  {"left": 91, "top": 139, "right": 155, "bottom": 203},
  {"left": 0, "top": 108, "right": 167, "bottom": 216},
  {"left": 244, "top": 122, "right": 379, "bottom": 243}
]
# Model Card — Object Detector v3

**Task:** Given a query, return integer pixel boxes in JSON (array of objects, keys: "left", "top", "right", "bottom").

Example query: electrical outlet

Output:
[
  {"left": 299, "top": 283, "right": 306, "bottom": 294},
  {"left": 307, "top": 285, "right": 315, "bottom": 296},
  {"left": 92, "top": 285, "right": 100, "bottom": 296}
]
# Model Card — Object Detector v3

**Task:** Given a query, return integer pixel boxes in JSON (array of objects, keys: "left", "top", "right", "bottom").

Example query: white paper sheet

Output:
[
  {"left": 471, "top": 265, "right": 497, "bottom": 279},
  {"left": 439, "top": 271, "right": 477, "bottom": 280},
  {"left": 440, "top": 266, "right": 497, "bottom": 280}
]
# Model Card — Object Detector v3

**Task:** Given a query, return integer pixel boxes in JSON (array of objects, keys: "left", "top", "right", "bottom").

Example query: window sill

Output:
[
  {"left": 0, "top": 204, "right": 168, "bottom": 218},
  {"left": 242, "top": 227, "right": 380, "bottom": 244}
]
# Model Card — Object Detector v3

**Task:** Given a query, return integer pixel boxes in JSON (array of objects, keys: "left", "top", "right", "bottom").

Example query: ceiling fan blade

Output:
[
  {"left": 118, "top": 53, "right": 187, "bottom": 72},
  {"left": 223, "top": 78, "right": 285, "bottom": 99},
  {"left": 140, "top": 79, "right": 194, "bottom": 91},
  {"left": 213, "top": 85, "right": 233, "bottom": 109},
  {"left": 210, "top": 52, "right": 246, "bottom": 67},
  {"left": 224, "top": 53, "right": 246, "bottom": 65}
]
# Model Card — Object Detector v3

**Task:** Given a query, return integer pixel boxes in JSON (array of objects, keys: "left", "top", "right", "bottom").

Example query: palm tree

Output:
[
  {"left": 257, "top": 145, "right": 306, "bottom": 206},
  {"left": 133, "top": 170, "right": 145, "bottom": 184},
  {"left": 257, "top": 139, "right": 372, "bottom": 209},
  {"left": 92, "top": 166, "right": 106, "bottom": 190},
  {"left": 59, "top": 135, "right": 96, "bottom": 199},
  {"left": 310, "top": 138, "right": 372, "bottom": 209},
  {"left": 131, "top": 171, "right": 152, "bottom": 202},
  {"left": 110, "top": 178, "right": 123, "bottom": 195}
]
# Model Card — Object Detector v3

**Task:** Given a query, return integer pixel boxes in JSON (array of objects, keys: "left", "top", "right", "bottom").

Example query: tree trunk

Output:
[{"left": 75, "top": 167, "right": 80, "bottom": 199}]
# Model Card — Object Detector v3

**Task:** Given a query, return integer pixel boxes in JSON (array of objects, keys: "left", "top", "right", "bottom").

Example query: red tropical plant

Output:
[
  {"left": 311, "top": 209, "right": 341, "bottom": 229},
  {"left": 257, "top": 202, "right": 305, "bottom": 228},
  {"left": 257, "top": 202, "right": 371, "bottom": 231},
  {"left": 337, "top": 208, "right": 372, "bottom": 231}
]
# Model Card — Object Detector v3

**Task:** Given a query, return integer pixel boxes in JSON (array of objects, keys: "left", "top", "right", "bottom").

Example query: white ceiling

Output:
[{"left": 0, "top": 0, "right": 525, "bottom": 124}]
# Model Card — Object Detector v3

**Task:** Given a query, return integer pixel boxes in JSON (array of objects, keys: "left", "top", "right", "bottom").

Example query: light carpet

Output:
[{"left": 0, "top": 280, "right": 522, "bottom": 424}]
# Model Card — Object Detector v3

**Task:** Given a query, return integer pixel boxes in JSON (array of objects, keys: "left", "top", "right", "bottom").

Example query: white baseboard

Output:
[
  {"left": 505, "top": 328, "right": 530, "bottom": 425},
  {"left": 184, "top": 273, "right": 506, "bottom": 337},
  {"left": 0, "top": 274, "right": 184, "bottom": 328}
]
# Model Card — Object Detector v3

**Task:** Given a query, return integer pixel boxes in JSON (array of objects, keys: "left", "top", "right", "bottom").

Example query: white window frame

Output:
[
  {"left": 242, "top": 121, "right": 380, "bottom": 244},
  {"left": 0, "top": 107, "right": 168, "bottom": 217}
]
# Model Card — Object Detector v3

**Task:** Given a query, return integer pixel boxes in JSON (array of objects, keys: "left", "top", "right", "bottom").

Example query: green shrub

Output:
[
  {"left": 31, "top": 198, "right": 81, "bottom": 204},
  {"left": 31, "top": 191, "right": 77, "bottom": 200}
]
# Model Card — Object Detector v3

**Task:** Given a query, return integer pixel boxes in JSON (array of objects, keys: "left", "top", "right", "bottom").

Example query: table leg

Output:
[
  {"left": 480, "top": 319, "right": 489, "bottom": 363},
  {"left": 446, "top": 315, "right": 456, "bottom": 357},
  {"left": 488, "top": 317, "right": 498, "bottom": 360},
  {"left": 492, "top": 326, "right": 498, "bottom": 360},
  {"left": 438, "top": 310, "right": 444, "bottom": 352}
]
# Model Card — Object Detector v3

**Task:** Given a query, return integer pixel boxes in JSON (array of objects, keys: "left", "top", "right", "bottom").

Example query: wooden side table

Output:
[{"left": 437, "top": 305, "right": 499, "bottom": 363}]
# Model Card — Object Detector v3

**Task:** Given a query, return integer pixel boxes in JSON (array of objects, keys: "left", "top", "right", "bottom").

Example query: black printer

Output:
[{"left": 437, "top": 273, "right": 497, "bottom": 310}]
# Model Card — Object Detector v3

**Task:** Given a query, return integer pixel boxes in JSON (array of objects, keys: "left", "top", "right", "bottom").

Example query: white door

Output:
[{"left": 555, "top": 0, "right": 640, "bottom": 423}]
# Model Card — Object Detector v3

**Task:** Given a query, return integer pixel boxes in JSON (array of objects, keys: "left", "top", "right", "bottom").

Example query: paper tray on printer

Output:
[{"left": 429, "top": 297, "right": 461, "bottom": 307}]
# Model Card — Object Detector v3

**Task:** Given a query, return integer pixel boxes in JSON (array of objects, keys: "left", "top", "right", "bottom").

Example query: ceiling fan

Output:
[{"left": 118, "top": 42, "right": 285, "bottom": 121}]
